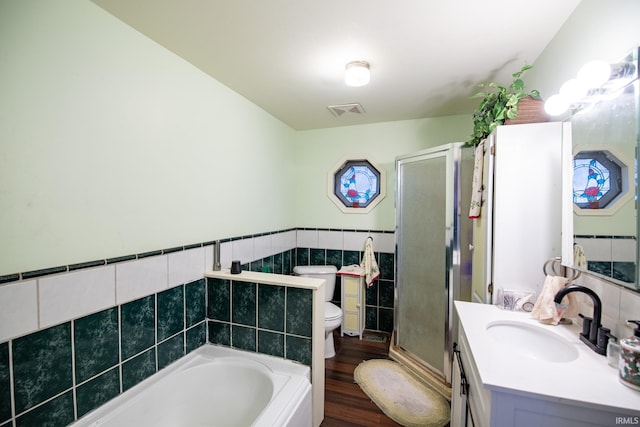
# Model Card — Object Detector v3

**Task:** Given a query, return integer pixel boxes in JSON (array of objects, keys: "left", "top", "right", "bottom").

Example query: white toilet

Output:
[{"left": 293, "top": 265, "right": 342, "bottom": 358}]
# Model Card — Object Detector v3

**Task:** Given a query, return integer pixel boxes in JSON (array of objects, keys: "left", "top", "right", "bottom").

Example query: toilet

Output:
[{"left": 293, "top": 265, "right": 342, "bottom": 358}]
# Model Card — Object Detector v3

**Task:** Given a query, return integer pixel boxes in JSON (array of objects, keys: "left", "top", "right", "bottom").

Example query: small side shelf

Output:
[{"left": 338, "top": 269, "right": 365, "bottom": 339}]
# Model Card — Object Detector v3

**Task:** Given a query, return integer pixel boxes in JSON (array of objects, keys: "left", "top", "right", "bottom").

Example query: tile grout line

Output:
[
  {"left": 154, "top": 293, "right": 159, "bottom": 374},
  {"left": 8, "top": 340, "right": 15, "bottom": 427},
  {"left": 255, "top": 282, "right": 259, "bottom": 353},
  {"left": 71, "top": 320, "right": 77, "bottom": 421},
  {"left": 284, "top": 286, "right": 288, "bottom": 360},
  {"left": 118, "top": 303, "right": 123, "bottom": 395},
  {"left": 183, "top": 283, "right": 187, "bottom": 355}
]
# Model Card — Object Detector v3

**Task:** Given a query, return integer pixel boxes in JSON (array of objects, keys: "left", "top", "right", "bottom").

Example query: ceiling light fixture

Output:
[{"left": 345, "top": 61, "right": 370, "bottom": 87}]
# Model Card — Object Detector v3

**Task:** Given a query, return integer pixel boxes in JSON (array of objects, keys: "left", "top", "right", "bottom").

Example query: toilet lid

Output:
[{"left": 325, "top": 302, "right": 342, "bottom": 320}]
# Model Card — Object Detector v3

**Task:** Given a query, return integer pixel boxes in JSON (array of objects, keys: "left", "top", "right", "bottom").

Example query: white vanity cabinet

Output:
[
  {"left": 340, "top": 273, "right": 365, "bottom": 338},
  {"left": 454, "top": 324, "right": 640, "bottom": 427},
  {"left": 453, "top": 301, "right": 640, "bottom": 427},
  {"left": 451, "top": 327, "right": 490, "bottom": 427}
]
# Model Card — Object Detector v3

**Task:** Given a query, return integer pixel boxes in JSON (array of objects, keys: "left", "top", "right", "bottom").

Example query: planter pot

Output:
[{"left": 504, "top": 96, "right": 549, "bottom": 125}]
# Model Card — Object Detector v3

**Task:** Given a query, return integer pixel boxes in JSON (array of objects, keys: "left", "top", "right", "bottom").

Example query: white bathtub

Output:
[{"left": 72, "top": 345, "right": 312, "bottom": 427}]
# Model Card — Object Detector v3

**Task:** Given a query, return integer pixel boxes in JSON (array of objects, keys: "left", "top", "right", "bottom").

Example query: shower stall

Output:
[{"left": 391, "top": 142, "right": 473, "bottom": 392}]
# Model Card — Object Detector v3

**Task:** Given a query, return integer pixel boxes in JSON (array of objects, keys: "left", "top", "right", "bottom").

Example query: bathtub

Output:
[{"left": 72, "top": 345, "right": 312, "bottom": 427}]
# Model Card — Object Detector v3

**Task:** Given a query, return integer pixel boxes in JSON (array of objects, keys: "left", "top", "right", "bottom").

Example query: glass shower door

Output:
[{"left": 395, "top": 147, "right": 452, "bottom": 378}]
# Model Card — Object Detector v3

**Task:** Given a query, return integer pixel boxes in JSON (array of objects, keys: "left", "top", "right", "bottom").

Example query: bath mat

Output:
[
  {"left": 354, "top": 359, "right": 450, "bottom": 427},
  {"left": 362, "top": 332, "right": 388, "bottom": 343}
]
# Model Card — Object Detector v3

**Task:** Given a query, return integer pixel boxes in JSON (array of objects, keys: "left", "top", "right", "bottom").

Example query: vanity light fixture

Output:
[
  {"left": 345, "top": 61, "right": 370, "bottom": 87},
  {"left": 559, "top": 78, "right": 588, "bottom": 104},
  {"left": 576, "top": 60, "right": 612, "bottom": 88},
  {"left": 545, "top": 49, "right": 638, "bottom": 116},
  {"left": 543, "top": 94, "right": 570, "bottom": 117}
]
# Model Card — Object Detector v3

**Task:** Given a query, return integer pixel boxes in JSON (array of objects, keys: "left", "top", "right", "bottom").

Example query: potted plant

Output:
[{"left": 467, "top": 64, "right": 545, "bottom": 147}]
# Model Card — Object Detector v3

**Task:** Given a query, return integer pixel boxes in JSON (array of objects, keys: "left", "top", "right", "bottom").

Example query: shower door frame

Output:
[{"left": 392, "top": 142, "right": 469, "bottom": 386}]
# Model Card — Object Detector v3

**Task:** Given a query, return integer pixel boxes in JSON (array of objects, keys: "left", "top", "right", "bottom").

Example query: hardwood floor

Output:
[{"left": 321, "top": 331, "right": 402, "bottom": 427}]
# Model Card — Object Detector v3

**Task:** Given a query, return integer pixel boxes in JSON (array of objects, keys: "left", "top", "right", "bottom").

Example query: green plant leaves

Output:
[
  {"left": 505, "top": 105, "right": 519, "bottom": 119},
  {"left": 512, "top": 64, "right": 533, "bottom": 79},
  {"left": 466, "top": 64, "right": 538, "bottom": 147},
  {"left": 509, "top": 78, "right": 525, "bottom": 92}
]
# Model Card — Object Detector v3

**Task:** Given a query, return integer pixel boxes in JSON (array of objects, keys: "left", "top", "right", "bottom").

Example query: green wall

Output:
[
  {"left": 526, "top": 0, "right": 640, "bottom": 101},
  {"left": 293, "top": 115, "right": 471, "bottom": 230},
  {"left": 3, "top": 0, "right": 640, "bottom": 276},
  {"left": 292, "top": 1, "right": 640, "bottom": 232},
  {"left": 0, "top": 0, "right": 296, "bottom": 275},
  {"left": 526, "top": 0, "right": 640, "bottom": 238}
]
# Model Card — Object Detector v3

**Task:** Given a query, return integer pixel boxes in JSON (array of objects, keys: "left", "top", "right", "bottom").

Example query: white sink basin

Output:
[{"left": 486, "top": 320, "right": 579, "bottom": 363}]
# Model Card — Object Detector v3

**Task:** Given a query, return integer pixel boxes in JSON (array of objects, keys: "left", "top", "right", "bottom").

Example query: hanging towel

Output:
[
  {"left": 360, "top": 237, "right": 380, "bottom": 287},
  {"left": 468, "top": 140, "right": 485, "bottom": 219},
  {"left": 531, "top": 275, "right": 578, "bottom": 325},
  {"left": 574, "top": 243, "right": 587, "bottom": 269}
]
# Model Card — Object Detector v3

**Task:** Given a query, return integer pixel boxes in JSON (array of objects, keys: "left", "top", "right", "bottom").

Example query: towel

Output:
[
  {"left": 468, "top": 140, "right": 485, "bottom": 219},
  {"left": 337, "top": 265, "right": 364, "bottom": 276},
  {"left": 360, "top": 237, "right": 380, "bottom": 287},
  {"left": 531, "top": 275, "right": 578, "bottom": 325},
  {"left": 574, "top": 244, "right": 587, "bottom": 269}
]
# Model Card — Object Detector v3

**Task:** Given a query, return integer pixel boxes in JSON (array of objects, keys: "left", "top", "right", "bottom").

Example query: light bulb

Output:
[
  {"left": 559, "top": 78, "right": 588, "bottom": 103},
  {"left": 577, "top": 60, "right": 611, "bottom": 88},
  {"left": 544, "top": 94, "right": 570, "bottom": 116},
  {"left": 345, "top": 61, "right": 370, "bottom": 87}
]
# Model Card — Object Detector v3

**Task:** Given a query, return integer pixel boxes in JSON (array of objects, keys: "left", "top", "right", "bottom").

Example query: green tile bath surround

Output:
[
  {"left": 0, "top": 278, "right": 207, "bottom": 426},
  {"left": 0, "top": 343, "right": 10, "bottom": 422},
  {"left": 120, "top": 295, "right": 156, "bottom": 360},
  {"left": 207, "top": 277, "right": 316, "bottom": 366},
  {"left": 75, "top": 367, "right": 120, "bottom": 418},
  {"left": 74, "top": 308, "right": 119, "bottom": 383},
  {"left": 12, "top": 323, "right": 73, "bottom": 414},
  {"left": 0, "top": 228, "right": 395, "bottom": 426}
]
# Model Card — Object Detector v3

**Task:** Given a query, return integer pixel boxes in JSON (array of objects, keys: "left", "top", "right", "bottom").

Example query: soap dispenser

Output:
[
  {"left": 619, "top": 320, "right": 640, "bottom": 390},
  {"left": 606, "top": 333, "right": 620, "bottom": 368}
]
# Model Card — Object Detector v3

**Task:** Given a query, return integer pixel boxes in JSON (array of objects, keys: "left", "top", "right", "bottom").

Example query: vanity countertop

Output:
[{"left": 455, "top": 301, "right": 640, "bottom": 414}]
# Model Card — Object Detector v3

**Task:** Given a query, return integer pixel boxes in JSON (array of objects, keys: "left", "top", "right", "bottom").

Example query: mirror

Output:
[{"left": 562, "top": 47, "right": 639, "bottom": 290}]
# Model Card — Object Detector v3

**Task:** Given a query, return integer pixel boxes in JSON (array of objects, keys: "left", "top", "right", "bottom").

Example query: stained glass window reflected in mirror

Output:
[{"left": 573, "top": 150, "right": 623, "bottom": 209}]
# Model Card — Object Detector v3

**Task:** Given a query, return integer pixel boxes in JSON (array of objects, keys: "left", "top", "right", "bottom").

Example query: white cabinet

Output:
[
  {"left": 340, "top": 274, "right": 365, "bottom": 338},
  {"left": 453, "top": 310, "right": 640, "bottom": 427},
  {"left": 451, "top": 329, "right": 490, "bottom": 427},
  {"left": 472, "top": 122, "right": 570, "bottom": 304}
]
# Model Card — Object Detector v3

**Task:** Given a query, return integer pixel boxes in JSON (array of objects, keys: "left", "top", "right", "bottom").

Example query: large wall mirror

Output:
[{"left": 561, "top": 47, "right": 639, "bottom": 291}]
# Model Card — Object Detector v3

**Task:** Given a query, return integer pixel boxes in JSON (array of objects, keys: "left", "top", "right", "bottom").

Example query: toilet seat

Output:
[{"left": 324, "top": 302, "right": 342, "bottom": 320}]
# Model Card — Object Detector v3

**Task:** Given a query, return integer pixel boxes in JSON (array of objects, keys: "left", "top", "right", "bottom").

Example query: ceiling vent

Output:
[{"left": 327, "top": 103, "right": 366, "bottom": 118}]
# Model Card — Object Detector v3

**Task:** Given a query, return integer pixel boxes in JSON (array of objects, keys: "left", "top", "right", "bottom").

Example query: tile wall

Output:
[
  {"left": 207, "top": 277, "right": 314, "bottom": 365},
  {"left": 0, "top": 228, "right": 395, "bottom": 426},
  {"left": 571, "top": 271, "right": 640, "bottom": 342},
  {"left": 0, "top": 279, "right": 206, "bottom": 426},
  {"left": 574, "top": 235, "right": 637, "bottom": 283},
  {"left": 224, "top": 228, "right": 396, "bottom": 333}
]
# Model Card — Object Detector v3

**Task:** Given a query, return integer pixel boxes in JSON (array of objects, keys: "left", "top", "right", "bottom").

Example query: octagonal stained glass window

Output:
[
  {"left": 573, "top": 150, "right": 623, "bottom": 209},
  {"left": 334, "top": 160, "right": 381, "bottom": 208}
]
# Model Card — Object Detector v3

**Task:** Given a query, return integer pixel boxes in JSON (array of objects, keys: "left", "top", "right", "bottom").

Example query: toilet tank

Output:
[{"left": 293, "top": 265, "right": 338, "bottom": 302}]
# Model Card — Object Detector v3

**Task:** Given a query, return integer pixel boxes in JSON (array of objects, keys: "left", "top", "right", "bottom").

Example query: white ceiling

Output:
[{"left": 92, "top": 0, "right": 581, "bottom": 130}]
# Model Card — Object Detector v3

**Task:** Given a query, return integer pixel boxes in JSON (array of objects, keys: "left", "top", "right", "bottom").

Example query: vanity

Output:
[{"left": 452, "top": 301, "right": 640, "bottom": 427}]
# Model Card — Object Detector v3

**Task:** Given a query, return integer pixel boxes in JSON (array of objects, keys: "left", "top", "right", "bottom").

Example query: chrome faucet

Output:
[{"left": 553, "top": 285, "right": 607, "bottom": 355}]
